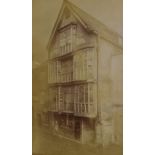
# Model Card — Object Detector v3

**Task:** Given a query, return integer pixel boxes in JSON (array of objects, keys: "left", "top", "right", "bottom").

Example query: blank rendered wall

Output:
[{"left": 111, "top": 54, "right": 123, "bottom": 144}]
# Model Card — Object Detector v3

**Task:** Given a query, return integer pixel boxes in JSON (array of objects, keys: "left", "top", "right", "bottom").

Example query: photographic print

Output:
[{"left": 32, "top": 0, "right": 123, "bottom": 154}]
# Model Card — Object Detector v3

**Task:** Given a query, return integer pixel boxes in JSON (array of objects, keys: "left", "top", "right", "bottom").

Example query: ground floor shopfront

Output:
[
  {"left": 43, "top": 112, "right": 96, "bottom": 143},
  {"left": 38, "top": 110, "right": 122, "bottom": 145}
]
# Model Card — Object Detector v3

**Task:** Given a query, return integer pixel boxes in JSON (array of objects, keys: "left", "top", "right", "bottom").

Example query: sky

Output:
[{"left": 32, "top": 0, "right": 123, "bottom": 66}]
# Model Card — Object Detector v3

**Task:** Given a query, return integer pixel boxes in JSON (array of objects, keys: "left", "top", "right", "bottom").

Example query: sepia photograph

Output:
[
  {"left": 32, "top": 0, "right": 123, "bottom": 154},
  {"left": 2, "top": 1, "right": 155, "bottom": 155}
]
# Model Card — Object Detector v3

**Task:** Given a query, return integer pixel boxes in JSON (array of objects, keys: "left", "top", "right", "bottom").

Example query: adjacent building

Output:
[
  {"left": 47, "top": 0, "right": 123, "bottom": 145},
  {"left": 32, "top": 61, "right": 48, "bottom": 126}
]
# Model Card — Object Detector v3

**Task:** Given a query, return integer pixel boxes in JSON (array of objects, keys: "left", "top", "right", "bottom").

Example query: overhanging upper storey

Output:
[{"left": 47, "top": 0, "right": 122, "bottom": 52}]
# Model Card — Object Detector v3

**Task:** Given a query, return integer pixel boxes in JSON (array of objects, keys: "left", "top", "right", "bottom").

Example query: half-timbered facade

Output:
[{"left": 47, "top": 0, "right": 122, "bottom": 145}]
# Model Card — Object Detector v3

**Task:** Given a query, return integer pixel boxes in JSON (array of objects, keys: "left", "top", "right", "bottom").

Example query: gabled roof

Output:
[{"left": 47, "top": 0, "right": 122, "bottom": 50}]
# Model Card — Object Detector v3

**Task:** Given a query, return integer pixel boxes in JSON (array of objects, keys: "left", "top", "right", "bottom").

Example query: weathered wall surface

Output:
[
  {"left": 96, "top": 38, "right": 122, "bottom": 145},
  {"left": 111, "top": 54, "right": 123, "bottom": 145},
  {"left": 95, "top": 38, "right": 113, "bottom": 145},
  {"left": 111, "top": 54, "right": 123, "bottom": 106}
]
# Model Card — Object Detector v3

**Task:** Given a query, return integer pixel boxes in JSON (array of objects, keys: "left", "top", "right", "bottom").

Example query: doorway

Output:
[{"left": 74, "top": 118, "right": 81, "bottom": 140}]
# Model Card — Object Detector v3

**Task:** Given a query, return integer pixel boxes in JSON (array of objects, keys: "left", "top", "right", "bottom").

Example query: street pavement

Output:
[{"left": 32, "top": 125, "right": 122, "bottom": 155}]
